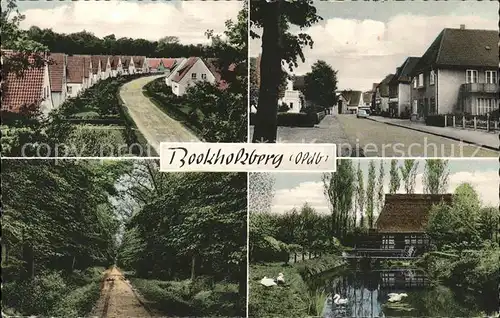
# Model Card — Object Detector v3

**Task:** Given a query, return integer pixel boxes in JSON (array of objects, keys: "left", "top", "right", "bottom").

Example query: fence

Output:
[{"left": 426, "top": 114, "right": 499, "bottom": 132}]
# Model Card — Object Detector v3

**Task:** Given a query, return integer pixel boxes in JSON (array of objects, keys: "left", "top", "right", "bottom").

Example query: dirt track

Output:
[{"left": 92, "top": 266, "right": 151, "bottom": 318}]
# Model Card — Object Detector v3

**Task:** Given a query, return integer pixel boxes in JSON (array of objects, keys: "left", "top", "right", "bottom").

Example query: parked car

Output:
[{"left": 357, "top": 109, "right": 369, "bottom": 118}]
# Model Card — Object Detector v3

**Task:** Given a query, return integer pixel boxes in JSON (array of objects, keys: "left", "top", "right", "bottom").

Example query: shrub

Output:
[
  {"left": 277, "top": 112, "right": 316, "bottom": 127},
  {"left": 425, "top": 114, "right": 446, "bottom": 127}
]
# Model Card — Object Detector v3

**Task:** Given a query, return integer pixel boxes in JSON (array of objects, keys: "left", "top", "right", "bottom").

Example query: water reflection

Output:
[{"left": 322, "top": 269, "right": 489, "bottom": 318}]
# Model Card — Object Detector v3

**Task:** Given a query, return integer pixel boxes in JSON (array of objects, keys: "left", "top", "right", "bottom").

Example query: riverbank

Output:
[{"left": 249, "top": 254, "right": 345, "bottom": 318}]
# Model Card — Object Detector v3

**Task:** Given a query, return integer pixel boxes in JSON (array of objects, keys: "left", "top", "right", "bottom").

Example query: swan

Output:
[
  {"left": 276, "top": 272, "right": 285, "bottom": 284},
  {"left": 388, "top": 293, "right": 408, "bottom": 302},
  {"left": 260, "top": 276, "right": 277, "bottom": 287},
  {"left": 333, "top": 294, "right": 348, "bottom": 305}
]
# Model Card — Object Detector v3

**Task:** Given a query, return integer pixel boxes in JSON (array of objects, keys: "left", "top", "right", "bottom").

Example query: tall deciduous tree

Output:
[
  {"left": 323, "top": 159, "right": 355, "bottom": 240},
  {"left": 303, "top": 60, "right": 338, "bottom": 109},
  {"left": 423, "top": 159, "right": 449, "bottom": 194},
  {"left": 250, "top": 0, "right": 322, "bottom": 142},
  {"left": 377, "top": 161, "right": 385, "bottom": 214},
  {"left": 248, "top": 172, "right": 275, "bottom": 213},
  {"left": 366, "top": 160, "right": 376, "bottom": 228},
  {"left": 355, "top": 161, "right": 365, "bottom": 228},
  {"left": 400, "top": 159, "right": 419, "bottom": 194},
  {"left": 389, "top": 159, "right": 401, "bottom": 194}
]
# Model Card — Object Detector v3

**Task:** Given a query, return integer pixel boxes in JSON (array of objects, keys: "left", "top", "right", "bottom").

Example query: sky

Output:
[
  {"left": 264, "top": 159, "right": 499, "bottom": 216},
  {"left": 250, "top": 0, "right": 498, "bottom": 91},
  {"left": 13, "top": 0, "right": 243, "bottom": 45}
]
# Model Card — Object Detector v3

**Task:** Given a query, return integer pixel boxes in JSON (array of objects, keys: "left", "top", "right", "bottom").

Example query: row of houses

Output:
[
  {"left": 1, "top": 52, "right": 178, "bottom": 115},
  {"left": 373, "top": 25, "right": 499, "bottom": 119}
]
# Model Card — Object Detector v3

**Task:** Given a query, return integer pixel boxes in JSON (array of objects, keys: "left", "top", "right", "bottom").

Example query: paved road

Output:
[
  {"left": 120, "top": 76, "right": 200, "bottom": 154},
  {"left": 250, "top": 115, "right": 363, "bottom": 156},
  {"left": 337, "top": 114, "right": 497, "bottom": 157},
  {"left": 92, "top": 267, "right": 151, "bottom": 318}
]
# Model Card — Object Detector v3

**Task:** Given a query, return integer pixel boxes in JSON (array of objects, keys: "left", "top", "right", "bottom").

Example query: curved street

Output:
[{"left": 119, "top": 75, "right": 200, "bottom": 154}]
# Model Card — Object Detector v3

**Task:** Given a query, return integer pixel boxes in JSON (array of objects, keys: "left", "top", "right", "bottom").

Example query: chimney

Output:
[{"left": 460, "top": 24, "right": 466, "bottom": 30}]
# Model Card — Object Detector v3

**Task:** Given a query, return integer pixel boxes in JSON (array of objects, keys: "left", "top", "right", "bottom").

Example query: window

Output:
[
  {"left": 67, "top": 86, "right": 73, "bottom": 94},
  {"left": 429, "top": 70, "right": 435, "bottom": 85},
  {"left": 430, "top": 97, "right": 436, "bottom": 114},
  {"left": 201, "top": 73, "right": 207, "bottom": 80},
  {"left": 477, "top": 98, "right": 498, "bottom": 115},
  {"left": 413, "top": 77, "right": 417, "bottom": 88},
  {"left": 466, "top": 69, "right": 478, "bottom": 83},
  {"left": 413, "top": 99, "right": 418, "bottom": 112},
  {"left": 191, "top": 73, "right": 197, "bottom": 79},
  {"left": 382, "top": 235, "right": 395, "bottom": 249},
  {"left": 418, "top": 73, "right": 424, "bottom": 87},
  {"left": 485, "top": 70, "right": 498, "bottom": 84},
  {"left": 43, "top": 87, "right": 46, "bottom": 98}
]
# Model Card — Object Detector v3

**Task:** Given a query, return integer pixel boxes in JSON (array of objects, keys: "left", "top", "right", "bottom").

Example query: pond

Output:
[{"left": 320, "top": 268, "right": 497, "bottom": 317}]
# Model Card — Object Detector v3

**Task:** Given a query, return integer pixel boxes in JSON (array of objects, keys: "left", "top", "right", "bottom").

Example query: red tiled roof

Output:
[
  {"left": 81, "top": 55, "right": 91, "bottom": 78},
  {"left": 98, "top": 55, "right": 109, "bottom": 71},
  {"left": 134, "top": 56, "right": 146, "bottom": 68},
  {"left": 90, "top": 56, "right": 101, "bottom": 74},
  {"left": 66, "top": 55, "right": 85, "bottom": 84},
  {"left": 109, "top": 56, "right": 120, "bottom": 70},
  {"left": 161, "top": 58, "right": 176, "bottom": 69},
  {"left": 171, "top": 56, "right": 198, "bottom": 83},
  {"left": 205, "top": 58, "right": 235, "bottom": 90},
  {"left": 147, "top": 58, "right": 161, "bottom": 69},
  {"left": 2, "top": 56, "right": 45, "bottom": 112},
  {"left": 47, "top": 53, "right": 65, "bottom": 92}
]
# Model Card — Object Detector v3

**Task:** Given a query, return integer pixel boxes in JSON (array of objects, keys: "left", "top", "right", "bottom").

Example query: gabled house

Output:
[
  {"left": 161, "top": 58, "right": 177, "bottom": 75},
  {"left": 376, "top": 194, "right": 452, "bottom": 254},
  {"left": 362, "top": 91, "right": 373, "bottom": 107},
  {"left": 47, "top": 53, "right": 67, "bottom": 109},
  {"left": 2, "top": 53, "right": 53, "bottom": 115},
  {"left": 410, "top": 26, "right": 499, "bottom": 117},
  {"left": 376, "top": 74, "right": 394, "bottom": 114},
  {"left": 170, "top": 57, "right": 233, "bottom": 96},
  {"left": 165, "top": 57, "right": 187, "bottom": 86},
  {"left": 388, "top": 57, "right": 420, "bottom": 117},
  {"left": 90, "top": 56, "right": 102, "bottom": 85},
  {"left": 66, "top": 55, "right": 85, "bottom": 98},
  {"left": 339, "top": 90, "right": 363, "bottom": 113},
  {"left": 98, "top": 55, "right": 111, "bottom": 80},
  {"left": 133, "top": 56, "right": 147, "bottom": 74},
  {"left": 81, "top": 55, "right": 92, "bottom": 89},
  {"left": 109, "top": 56, "right": 121, "bottom": 77}
]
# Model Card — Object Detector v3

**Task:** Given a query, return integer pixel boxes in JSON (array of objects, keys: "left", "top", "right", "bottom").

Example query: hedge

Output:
[
  {"left": 249, "top": 112, "right": 320, "bottom": 127},
  {"left": 425, "top": 115, "right": 446, "bottom": 127},
  {"left": 63, "top": 118, "right": 125, "bottom": 125}
]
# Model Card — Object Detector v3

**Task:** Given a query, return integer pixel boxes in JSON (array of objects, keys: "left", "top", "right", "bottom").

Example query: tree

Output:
[
  {"left": 423, "top": 159, "right": 449, "bottom": 194},
  {"left": 366, "top": 160, "right": 376, "bottom": 228},
  {"left": 248, "top": 172, "right": 275, "bottom": 213},
  {"left": 323, "top": 159, "right": 355, "bottom": 240},
  {"left": 400, "top": 159, "right": 419, "bottom": 194},
  {"left": 303, "top": 60, "right": 338, "bottom": 109},
  {"left": 355, "top": 161, "right": 365, "bottom": 228},
  {"left": 158, "top": 36, "right": 180, "bottom": 44},
  {"left": 389, "top": 159, "right": 401, "bottom": 194},
  {"left": 251, "top": 0, "right": 322, "bottom": 142},
  {"left": 377, "top": 160, "right": 385, "bottom": 214}
]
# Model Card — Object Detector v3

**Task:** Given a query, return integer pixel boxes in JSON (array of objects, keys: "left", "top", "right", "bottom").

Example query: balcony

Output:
[{"left": 462, "top": 83, "right": 499, "bottom": 94}]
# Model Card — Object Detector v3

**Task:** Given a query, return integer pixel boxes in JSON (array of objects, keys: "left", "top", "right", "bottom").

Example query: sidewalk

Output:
[{"left": 368, "top": 116, "right": 499, "bottom": 150}]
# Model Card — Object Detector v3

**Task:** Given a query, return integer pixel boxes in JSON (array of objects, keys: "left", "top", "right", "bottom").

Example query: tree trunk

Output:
[
  {"left": 294, "top": 253, "right": 297, "bottom": 263},
  {"left": 252, "top": 1, "right": 282, "bottom": 143},
  {"left": 21, "top": 241, "right": 34, "bottom": 280},
  {"left": 190, "top": 254, "right": 196, "bottom": 281},
  {"left": 238, "top": 260, "right": 247, "bottom": 298}
]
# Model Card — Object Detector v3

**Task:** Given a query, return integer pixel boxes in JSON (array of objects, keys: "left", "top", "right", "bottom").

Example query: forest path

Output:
[{"left": 92, "top": 266, "right": 151, "bottom": 318}]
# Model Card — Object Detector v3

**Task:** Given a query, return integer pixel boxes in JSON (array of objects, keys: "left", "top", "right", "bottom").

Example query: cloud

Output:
[
  {"left": 250, "top": 13, "right": 497, "bottom": 90},
  {"left": 19, "top": 1, "right": 242, "bottom": 44},
  {"left": 271, "top": 169, "right": 498, "bottom": 215}
]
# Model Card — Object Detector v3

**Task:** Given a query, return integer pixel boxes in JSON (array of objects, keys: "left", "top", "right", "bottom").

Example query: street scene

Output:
[
  {"left": 249, "top": 0, "right": 498, "bottom": 157},
  {"left": 249, "top": 159, "right": 499, "bottom": 317},
  {"left": 1, "top": 0, "right": 247, "bottom": 158},
  {"left": 2, "top": 160, "right": 247, "bottom": 317}
]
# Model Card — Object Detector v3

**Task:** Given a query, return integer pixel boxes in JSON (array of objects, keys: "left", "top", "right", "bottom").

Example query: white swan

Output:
[
  {"left": 276, "top": 272, "right": 285, "bottom": 284},
  {"left": 388, "top": 293, "right": 408, "bottom": 302},
  {"left": 333, "top": 294, "right": 348, "bottom": 305},
  {"left": 260, "top": 276, "right": 277, "bottom": 287}
]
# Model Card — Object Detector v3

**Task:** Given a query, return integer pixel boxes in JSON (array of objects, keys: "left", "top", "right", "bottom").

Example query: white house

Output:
[
  {"left": 90, "top": 56, "right": 102, "bottom": 86},
  {"left": 66, "top": 55, "right": 85, "bottom": 98},
  {"left": 166, "top": 57, "right": 187, "bottom": 86},
  {"left": 2, "top": 52, "right": 53, "bottom": 116},
  {"left": 47, "top": 52, "right": 67, "bottom": 109},
  {"left": 280, "top": 79, "right": 302, "bottom": 113},
  {"left": 170, "top": 57, "right": 217, "bottom": 96},
  {"left": 99, "top": 55, "right": 111, "bottom": 80}
]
